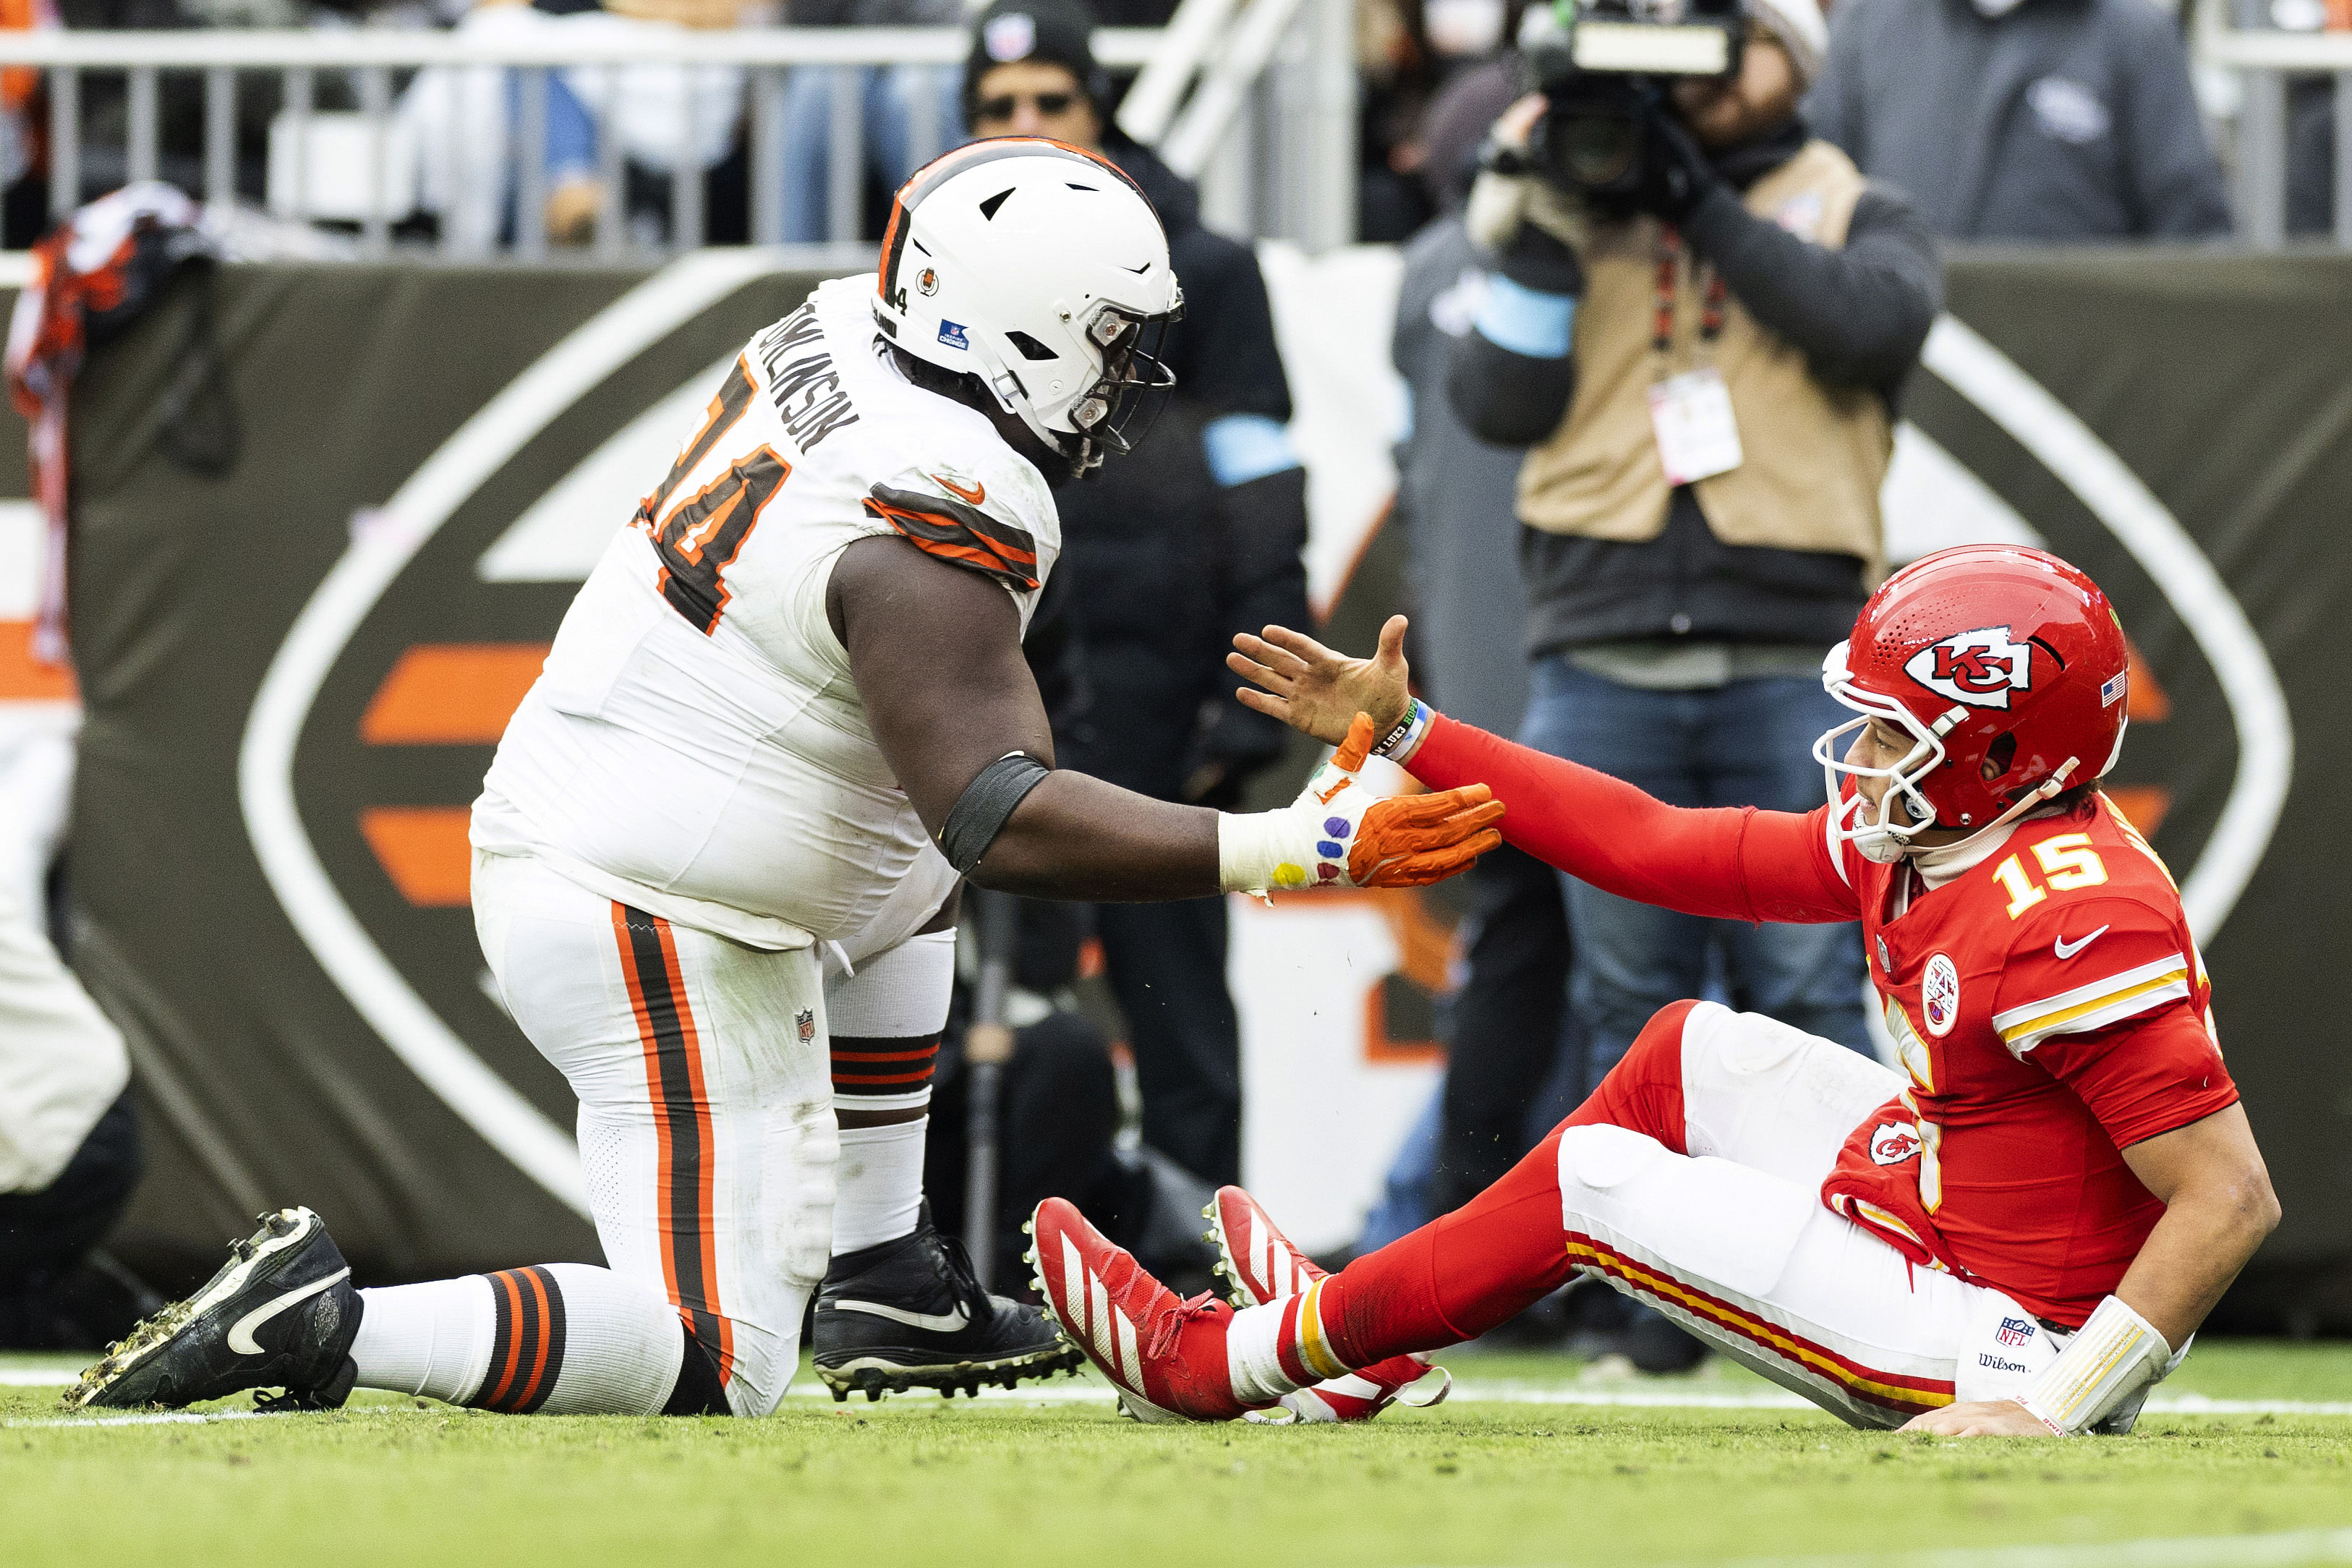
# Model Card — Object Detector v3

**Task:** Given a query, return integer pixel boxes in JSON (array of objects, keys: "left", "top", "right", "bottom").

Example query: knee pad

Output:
[{"left": 1556, "top": 1123, "right": 1815, "bottom": 1301}]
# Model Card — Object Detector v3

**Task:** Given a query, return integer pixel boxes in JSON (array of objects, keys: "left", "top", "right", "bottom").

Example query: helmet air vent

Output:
[
  {"left": 1005, "top": 331, "right": 1061, "bottom": 362},
  {"left": 980, "top": 188, "right": 1015, "bottom": 220}
]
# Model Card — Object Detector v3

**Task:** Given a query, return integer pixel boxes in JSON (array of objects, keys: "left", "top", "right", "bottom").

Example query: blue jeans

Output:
[
  {"left": 780, "top": 66, "right": 962, "bottom": 243},
  {"left": 1519, "top": 657, "right": 1870, "bottom": 1088}
]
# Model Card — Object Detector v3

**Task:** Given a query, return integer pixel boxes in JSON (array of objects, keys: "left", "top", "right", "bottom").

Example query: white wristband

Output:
[
  {"left": 2012, "top": 1295, "right": 2173, "bottom": 1436},
  {"left": 1217, "top": 809, "right": 1311, "bottom": 895}
]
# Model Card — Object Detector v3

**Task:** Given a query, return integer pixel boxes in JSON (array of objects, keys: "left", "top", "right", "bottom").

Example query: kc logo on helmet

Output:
[{"left": 1905, "top": 625, "right": 2033, "bottom": 710}]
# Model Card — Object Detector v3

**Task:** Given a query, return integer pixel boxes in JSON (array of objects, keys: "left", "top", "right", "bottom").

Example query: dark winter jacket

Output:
[
  {"left": 1448, "top": 118, "right": 1942, "bottom": 656},
  {"left": 1806, "top": 0, "right": 2230, "bottom": 242},
  {"left": 1054, "top": 137, "right": 1311, "bottom": 805}
]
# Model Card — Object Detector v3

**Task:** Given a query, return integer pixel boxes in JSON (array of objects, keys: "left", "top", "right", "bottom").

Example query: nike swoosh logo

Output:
[
  {"left": 226, "top": 1267, "right": 350, "bottom": 1356},
  {"left": 930, "top": 474, "right": 985, "bottom": 506},
  {"left": 2054, "top": 925, "right": 2111, "bottom": 960},
  {"left": 830, "top": 1298, "right": 970, "bottom": 1334},
  {"left": 1315, "top": 778, "right": 1352, "bottom": 806}
]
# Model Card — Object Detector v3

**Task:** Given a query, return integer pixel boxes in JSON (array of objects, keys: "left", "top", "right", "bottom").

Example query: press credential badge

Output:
[{"left": 1648, "top": 367, "right": 1744, "bottom": 485}]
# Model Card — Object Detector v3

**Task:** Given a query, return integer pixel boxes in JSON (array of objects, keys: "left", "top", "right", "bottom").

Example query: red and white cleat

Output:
[
  {"left": 1026, "top": 1197, "right": 1264, "bottom": 1424},
  {"left": 1205, "top": 1185, "right": 1452, "bottom": 1425}
]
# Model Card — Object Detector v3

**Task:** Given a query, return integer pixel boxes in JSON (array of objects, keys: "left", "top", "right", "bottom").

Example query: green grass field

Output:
[{"left": 7, "top": 1341, "right": 2352, "bottom": 1567}]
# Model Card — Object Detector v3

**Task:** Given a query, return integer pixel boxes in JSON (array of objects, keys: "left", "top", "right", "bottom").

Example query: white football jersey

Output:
[{"left": 473, "top": 275, "right": 1060, "bottom": 953}]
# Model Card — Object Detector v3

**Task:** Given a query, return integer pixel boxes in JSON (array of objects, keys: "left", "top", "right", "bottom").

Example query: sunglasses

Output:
[{"left": 973, "top": 90, "right": 1079, "bottom": 123}]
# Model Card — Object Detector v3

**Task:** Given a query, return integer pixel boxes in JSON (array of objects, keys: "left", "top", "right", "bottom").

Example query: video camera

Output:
[{"left": 1522, "top": 0, "right": 1750, "bottom": 200}]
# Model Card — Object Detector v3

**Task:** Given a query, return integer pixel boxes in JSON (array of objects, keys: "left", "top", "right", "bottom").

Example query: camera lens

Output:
[{"left": 1560, "top": 114, "right": 1640, "bottom": 187}]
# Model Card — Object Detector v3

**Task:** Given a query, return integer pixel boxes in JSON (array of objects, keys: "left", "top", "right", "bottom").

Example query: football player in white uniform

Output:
[{"left": 67, "top": 141, "right": 1503, "bottom": 1418}]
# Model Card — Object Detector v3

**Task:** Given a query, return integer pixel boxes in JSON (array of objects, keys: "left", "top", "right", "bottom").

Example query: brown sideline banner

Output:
[{"left": 46, "top": 251, "right": 2352, "bottom": 1331}]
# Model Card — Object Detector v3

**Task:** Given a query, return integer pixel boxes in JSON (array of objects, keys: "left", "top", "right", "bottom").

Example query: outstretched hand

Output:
[
  {"left": 1230, "top": 614, "right": 1414, "bottom": 749},
  {"left": 1318, "top": 713, "right": 1504, "bottom": 888}
]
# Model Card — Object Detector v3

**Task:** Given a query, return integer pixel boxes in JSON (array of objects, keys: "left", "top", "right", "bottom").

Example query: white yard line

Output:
[
  {"left": 1727, "top": 1525, "right": 2352, "bottom": 1568},
  {"left": 7, "top": 1409, "right": 265, "bottom": 1429},
  {"left": 10, "top": 1371, "right": 2352, "bottom": 1421}
]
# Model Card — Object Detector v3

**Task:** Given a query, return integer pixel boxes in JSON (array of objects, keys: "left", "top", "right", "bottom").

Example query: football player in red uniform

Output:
[{"left": 1031, "top": 545, "right": 2278, "bottom": 1438}]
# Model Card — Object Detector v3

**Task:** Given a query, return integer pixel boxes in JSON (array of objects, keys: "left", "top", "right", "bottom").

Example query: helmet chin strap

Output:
[
  {"left": 1896, "top": 757, "right": 2084, "bottom": 863},
  {"left": 1850, "top": 756, "right": 2084, "bottom": 866}
]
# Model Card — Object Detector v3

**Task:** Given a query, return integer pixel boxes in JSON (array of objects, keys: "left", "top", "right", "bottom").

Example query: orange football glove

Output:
[{"left": 1217, "top": 712, "right": 1504, "bottom": 893}]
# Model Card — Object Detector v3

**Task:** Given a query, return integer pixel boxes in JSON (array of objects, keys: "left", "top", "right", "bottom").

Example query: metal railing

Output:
[
  {"left": 2198, "top": 0, "right": 2352, "bottom": 246},
  {"left": 0, "top": 25, "right": 1243, "bottom": 260}
]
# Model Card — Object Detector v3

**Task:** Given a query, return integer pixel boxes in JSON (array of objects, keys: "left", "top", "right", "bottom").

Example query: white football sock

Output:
[
  {"left": 532, "top": 1263, "right": 689, "bottom": 1416},
  {"left": 833, "top": 1117, "right": 928, "bottom": 1253},
  {"left": 351, "top": 1264, "right": 689, "bottom": 1415},
  {"left": 1225, "top": 1299, "right": 1307, "bottom": 1404},
  {"left": 352, "top": 1276, "right": 495, "bottom": 1403}
]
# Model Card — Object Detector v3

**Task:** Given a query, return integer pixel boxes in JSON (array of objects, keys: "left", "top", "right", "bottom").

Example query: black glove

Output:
[
  {"left": 1631, "top": 101, "right": 1721, "bottom": 223},
  {"left": 1496, "top": 219, "right": 1586, "bottom": 297}
]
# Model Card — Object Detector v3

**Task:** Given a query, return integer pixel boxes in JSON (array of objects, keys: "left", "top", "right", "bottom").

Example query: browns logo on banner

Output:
[{"left": 35, "top": 251, "right": 2352, "bottom": 1331}]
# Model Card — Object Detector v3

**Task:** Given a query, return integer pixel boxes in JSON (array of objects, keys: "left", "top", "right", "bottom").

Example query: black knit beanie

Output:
[{"left": 963, "top": 0, "right": 1112, "bottom": 126}]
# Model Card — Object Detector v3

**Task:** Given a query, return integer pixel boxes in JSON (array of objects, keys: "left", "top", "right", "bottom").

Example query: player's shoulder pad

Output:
[{"left": 863, "top": 462, "right": 1048, "bottom": 595}]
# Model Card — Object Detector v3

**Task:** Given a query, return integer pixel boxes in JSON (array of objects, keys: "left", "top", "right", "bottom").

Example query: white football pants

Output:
[
  {"left": 1560, "top": 1001, "right": 2071, "bottom": 1428},
  {"left": 474, "top": 849, "right": 843, "bottom": 1415}
]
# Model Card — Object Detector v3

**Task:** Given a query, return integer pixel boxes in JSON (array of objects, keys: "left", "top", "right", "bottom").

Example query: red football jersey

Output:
[
  {"left": 1409, "top": 717, "right": 2240, "bottom": 1328},
  {"left": 1826, "top": 792, "right": 2236, "bottom": 1324}
]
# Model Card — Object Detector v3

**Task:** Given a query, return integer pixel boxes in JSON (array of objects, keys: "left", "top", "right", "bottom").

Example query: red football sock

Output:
[{"left": 1315, "top": 999, "right": 1699, "bottom": 1368}]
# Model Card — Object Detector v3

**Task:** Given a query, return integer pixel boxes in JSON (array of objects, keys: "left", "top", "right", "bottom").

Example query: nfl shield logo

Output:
[
  {"left": 1997, "top": 1316, "right": 2033, "bottom": 1347},
  {"left": 796, "top": 1009, "right": 816, "bottom": 1044}
]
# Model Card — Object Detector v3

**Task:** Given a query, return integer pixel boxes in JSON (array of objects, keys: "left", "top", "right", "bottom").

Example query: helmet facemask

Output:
[
  {"left": 1007, "top": 299, "right": 1180, "bottom": 476},
  {"left": 1815, "top": 640, "right": 1950, "bottom": 865}
]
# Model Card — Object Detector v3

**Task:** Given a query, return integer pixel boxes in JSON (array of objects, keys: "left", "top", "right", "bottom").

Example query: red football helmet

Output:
[{"left": 1815, "top": 545, "right": 2130, "bottom": 863}]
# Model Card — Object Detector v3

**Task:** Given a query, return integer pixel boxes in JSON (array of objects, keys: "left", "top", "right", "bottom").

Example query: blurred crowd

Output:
[
  {"left": 0, "top": 0, "right": 2340, "bottom": 248},
  {"left": 0, "top": 0, "right": 2342, "bottom": 1354}
]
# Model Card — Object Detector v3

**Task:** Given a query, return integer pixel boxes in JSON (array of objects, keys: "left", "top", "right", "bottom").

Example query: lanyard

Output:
[{"left": 1650, "top": 223, "right": 1728, "bottom": 357}]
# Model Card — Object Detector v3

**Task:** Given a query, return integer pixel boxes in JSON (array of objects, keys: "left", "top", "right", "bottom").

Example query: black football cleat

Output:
[
  {"left": 813, "top": 1201, "right": 1083, "bottom": 1402},
  {"left": 62, "top": 1206, "right": 362, "bottom": 1413}
]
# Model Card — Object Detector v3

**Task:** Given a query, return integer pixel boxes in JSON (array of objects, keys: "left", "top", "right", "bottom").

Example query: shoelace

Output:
[{"left": 1141, "top": 1291, "right": 1220, "bottom": 1362}]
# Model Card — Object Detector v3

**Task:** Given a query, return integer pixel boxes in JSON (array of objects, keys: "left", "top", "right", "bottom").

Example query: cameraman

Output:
[{"left": 1447, "top": 0, "right": 1938, "bottom": 1088}]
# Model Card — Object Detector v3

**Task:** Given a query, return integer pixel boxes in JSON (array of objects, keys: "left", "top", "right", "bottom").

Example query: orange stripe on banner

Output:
[
  {"left": 482, "top": 1271, "right": 527, "bottom": 1410},
  {"left": 1564, "top": 1236, "right": 1953, "bottom": 1414},
  {"left": 651, "top": 917, "right": 732, "bottom": 1384},
  {"left": 359, "top": 643, "right": 550, "bottom": 744},
  {"left": 0, "top": 619, "right": 74, "bottom": 702},
  {"left": 613, "top": 905, "right": 684, "bottom": 1311},
  {"left": 358, "top": 807, "right": 475, "bottom": 906},
  {"left": 517, "top": 1268, "right": 555, "bottom": 1410},
  {"left": 2103, "top": 785, "right": 2171, "bottom": 840}
]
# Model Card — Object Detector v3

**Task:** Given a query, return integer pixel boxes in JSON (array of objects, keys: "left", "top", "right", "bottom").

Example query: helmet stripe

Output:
[{"left": 880, "top": 137, "right": 1152, "bottom": 304}]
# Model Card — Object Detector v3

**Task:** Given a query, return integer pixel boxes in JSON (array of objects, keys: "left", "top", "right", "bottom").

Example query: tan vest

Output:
[{"left": 1517, "top": 140, "right": 1890, "bottom": 571}]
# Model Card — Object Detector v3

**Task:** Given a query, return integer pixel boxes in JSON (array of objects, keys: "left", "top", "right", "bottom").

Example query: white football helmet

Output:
[{"left": 874, "top": 138, "right": 1183, "bottom": 473}]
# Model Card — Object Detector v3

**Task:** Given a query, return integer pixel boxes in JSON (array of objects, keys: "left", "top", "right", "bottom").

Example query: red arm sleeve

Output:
[{"left": 1407, "top": 713, "right": 1859, "bottom": 923}]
